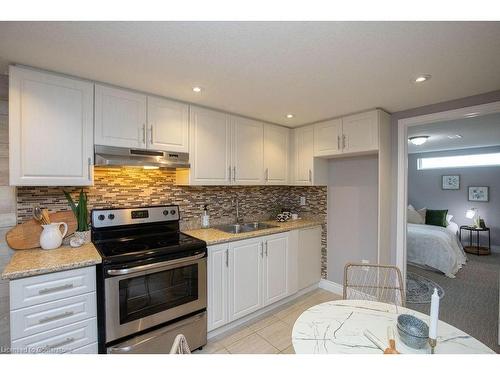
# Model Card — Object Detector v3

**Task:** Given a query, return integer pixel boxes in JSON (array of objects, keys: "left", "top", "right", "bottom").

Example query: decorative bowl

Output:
[{"left": 397, "top": 314, "right": 429, "bottom": 349}]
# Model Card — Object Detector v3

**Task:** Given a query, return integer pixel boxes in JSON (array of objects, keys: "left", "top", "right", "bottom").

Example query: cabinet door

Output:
[
  {"left": 263, "top": 124, "right": 289, "bottom": 184},
  {"left": 297, "top": 226, "right": 322, "bottom": 290},
  {"left": 147, "top": 96, "right": 189, "bottom": 152},
  {"left": 207, "top": 244, "right": 229, "bottom": 331},
  {"left": 188, "top": 106, "right": 231, "bottom": 185},
  {"left": 341, "top": 110, "right": 379, "bottom": 154},
  {"left": 314, "top": 119, "right": 342, "bottom": 157},
  {"left": 231, "top": 116, "right": 264, "bottom": 185},
  {"left": 294, "top": 126, "right": 314, "bottom": 185},
  {"left": 94, "top": 84, "right": 147, "bottom": 148},
  {"left": 229, "top": 238, "right": 263, "bottom": 321},
  {"left": 263, "top": 233, "right": 288, "bottom": 306},
  {"left": 9, "top": 66, "right": 94, "bottom": 186}
]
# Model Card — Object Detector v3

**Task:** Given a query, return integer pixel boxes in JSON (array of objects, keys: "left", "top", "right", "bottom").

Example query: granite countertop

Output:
[
  {"left": 182, "top": 218, "right": 324, "bottom": 245},
  {"left": 1, "top": 243, "right": 102, "bottom": 280}
]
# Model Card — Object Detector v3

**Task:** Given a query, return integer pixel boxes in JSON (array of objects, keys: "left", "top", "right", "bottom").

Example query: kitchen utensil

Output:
[
  {"left": 40, "top": 222, "right": 68, "bottom": 250},
  {"left": 363, "top": 329, "right": 386, "bottom": 351},
  {"left": 384, "top": 326, "right": 399, "bottom": 354},
  {"left": 397, "top": 314, "right": 429, "bottom": 349},
  {"left": 41, "top": 209, "right": 51, "bottom": 225},
  {"left": 32, "top": 205, "right": 46, "bottom": 224},
  {"left": 6, "top": 211, "right": 77, "bottom": 250}
]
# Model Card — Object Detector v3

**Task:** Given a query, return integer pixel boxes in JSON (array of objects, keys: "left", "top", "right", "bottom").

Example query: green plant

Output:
[{"left": 63, "top": 189, "right": 89, "bottom": 232}]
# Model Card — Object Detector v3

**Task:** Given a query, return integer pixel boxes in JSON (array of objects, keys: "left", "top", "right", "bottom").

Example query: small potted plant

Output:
[{"left": 64, "top": 189, "right": 90, "bottom": 244}]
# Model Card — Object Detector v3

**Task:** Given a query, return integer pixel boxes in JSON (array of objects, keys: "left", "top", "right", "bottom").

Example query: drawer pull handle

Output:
[
  {"left": 41, "top": 337, "right": 76, "bottom": 353},
  {"left": 38, "top": 283, "right": 74, "bottom": 295},
  {"left": 39, "top": 311, "right": 75, "bottom": 324}
]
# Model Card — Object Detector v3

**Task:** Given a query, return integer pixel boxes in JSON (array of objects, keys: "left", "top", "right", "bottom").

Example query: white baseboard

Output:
[{"left": 318, "top": 279, "right": 344, "bottom": 296}]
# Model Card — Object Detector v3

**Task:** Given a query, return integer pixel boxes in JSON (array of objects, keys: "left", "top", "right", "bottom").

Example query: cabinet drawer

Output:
[
  {"left": 11, "top": 318, "right": 97, "bottom": 354},
  {"left": 71, "top": 342, "right": 98, "bottom": 354},
  {"left": 11, "top": 292, "right": 96, "bottom": 340},
  {"left": 10, "top": 267, "right": 96, "bottom": 310}
]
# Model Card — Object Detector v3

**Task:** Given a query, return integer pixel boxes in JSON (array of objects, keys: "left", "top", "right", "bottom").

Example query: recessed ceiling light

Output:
[
  {"left": 409, "top": 136, "right": 429, "bottom": 145},
  {"left": 192, "top": 86, "right": 202, "bottom": 93},
  {"left": 414, "top": 74, "right": 431, "bottom": 83},
  {"left": 447, "top": 134, "right": 463, "bottom": 139},
  {"left": 286, "top": 114, "right": 294, "bottom": 119},
  {"left": 464, "top": 112, "right": 479, "bottom": 118}
]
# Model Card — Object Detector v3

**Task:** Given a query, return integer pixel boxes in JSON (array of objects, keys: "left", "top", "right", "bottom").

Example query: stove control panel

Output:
[{"left": 92, "top": 205, "right": 180, "bottom": 228}]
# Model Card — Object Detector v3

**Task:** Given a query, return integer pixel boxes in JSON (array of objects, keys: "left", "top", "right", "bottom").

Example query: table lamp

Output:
[{"left": 465, "top": 208, "right": 480, "bottom": 228}]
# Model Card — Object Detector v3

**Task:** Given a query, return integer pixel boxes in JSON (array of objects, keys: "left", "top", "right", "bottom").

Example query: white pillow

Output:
[
  {"left": 446, "top": 214, "right": 454, "bottom": 225},
  {"left": 407, "top": 206, "right": 425, "bottom": 224}
]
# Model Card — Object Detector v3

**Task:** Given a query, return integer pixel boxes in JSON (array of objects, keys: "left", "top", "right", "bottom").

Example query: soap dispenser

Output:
[{"left": 201, "top": 204, "right": 210, "bottom": 228}]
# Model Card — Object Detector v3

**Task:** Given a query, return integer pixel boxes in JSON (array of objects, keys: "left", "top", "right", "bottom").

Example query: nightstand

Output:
[{"left": 459, "top": 225, "right": 491, "bottom": 255}]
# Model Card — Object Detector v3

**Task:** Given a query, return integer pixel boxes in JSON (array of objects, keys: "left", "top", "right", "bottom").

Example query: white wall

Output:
[{"left": 327, "top": 155, "right": 379, "bottom": 284}]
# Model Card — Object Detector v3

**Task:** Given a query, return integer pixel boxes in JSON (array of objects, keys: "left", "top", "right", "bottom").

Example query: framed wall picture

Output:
[
  {"left": 442, "top": 175, "right": 460, "bottom": 190},
  {"left": 468, "top": 186, "right": 489, "bottom": 202}
]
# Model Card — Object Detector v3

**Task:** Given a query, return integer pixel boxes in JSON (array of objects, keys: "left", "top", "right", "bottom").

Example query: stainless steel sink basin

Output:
[{"left": 213, "top": 222, "right": 278, "bottom": 234}]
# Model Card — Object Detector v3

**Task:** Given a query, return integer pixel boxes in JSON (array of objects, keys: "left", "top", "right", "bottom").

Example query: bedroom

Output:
[{"left": 405, "top": 112, "right": 500, "bottom": 351}]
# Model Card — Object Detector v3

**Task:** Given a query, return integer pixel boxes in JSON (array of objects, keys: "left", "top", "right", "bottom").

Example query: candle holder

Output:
[{"left": 429, "top": 338, "right": 437, "bottom": 354}]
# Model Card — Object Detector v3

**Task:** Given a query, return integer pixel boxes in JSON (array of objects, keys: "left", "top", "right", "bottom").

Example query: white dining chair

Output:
[
  {"left": 169, "top": 334, "right": 191, "bottom": 354},
  {"left": 343, "top": 263, "right": 405, "bottom": 306}
]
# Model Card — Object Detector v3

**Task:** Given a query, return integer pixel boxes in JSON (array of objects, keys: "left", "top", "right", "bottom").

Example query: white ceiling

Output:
[
  {"left": 0, "top": 22, "right": 500, "bottom": 127},
  {"left": 408, "top": 112, "right": 500, "bottom": 153}
]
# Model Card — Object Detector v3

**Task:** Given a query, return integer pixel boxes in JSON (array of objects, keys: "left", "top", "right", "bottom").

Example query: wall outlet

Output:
[{"left": 299, "top": 196, "right": 306, "bottom": 206}]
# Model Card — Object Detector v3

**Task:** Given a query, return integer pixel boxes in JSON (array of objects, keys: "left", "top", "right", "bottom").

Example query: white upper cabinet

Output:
[
  {"left": 182, "top": 106, "right": 231, "bottom": 185},
  {"left": 94, "top": 84, "right": 147, "bottom": 148},
  {"left": 340, "top": 110, "right": 379, "bottom": 154},
  {"left": 147, "top": 96, "right": 189, "bottom": 153},
  {"left": 314, "top": 119, "right": 342, "bottom": 157},
  {"left": 294, "top": 126, "right": 314, "bottom": 185},
  {"left": 263, "top": 124, "right": 289, "bottom": 184},
  {"left": 231, "top": 116, "right": 264, "bottom": 185},
  {"left": 9, "top": 66, "right": 94, "bottom": 186}
]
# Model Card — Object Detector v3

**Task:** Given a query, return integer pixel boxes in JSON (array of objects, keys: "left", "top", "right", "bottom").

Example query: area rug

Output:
[{"left": 406, "top": 272, "right": 445, "bottom": 304}]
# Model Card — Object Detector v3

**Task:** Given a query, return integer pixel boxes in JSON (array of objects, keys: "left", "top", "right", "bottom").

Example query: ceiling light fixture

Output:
[
  {"left": 414, "top": 74, "right": 431, "bottom": 83},
  {"left": 409, "top": 136, "right": 430, "bottom": 146},
  {"left": 464, "top": 112, "right": 479, "bottom": 118},
  {"left": 192, "top": 86, "right": 202, "bottom": 93},
  {"left": 286, "top": 114, "right": 294, "bottom": 119}
]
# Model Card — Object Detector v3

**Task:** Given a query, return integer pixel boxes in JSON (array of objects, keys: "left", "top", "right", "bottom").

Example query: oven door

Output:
[{"left": 104, "top": 252, "right": 207, "bottom": 343}]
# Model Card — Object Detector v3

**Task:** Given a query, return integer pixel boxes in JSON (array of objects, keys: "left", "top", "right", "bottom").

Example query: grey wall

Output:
[
  {"left": 408, "top": 146, "right": 500, "bottom": 248},
  {"left": 327, "top": 155, "right": 378, "bottom": 284},
  {"left": 390, "top": 90, "right": 500, "bottom": 263}
]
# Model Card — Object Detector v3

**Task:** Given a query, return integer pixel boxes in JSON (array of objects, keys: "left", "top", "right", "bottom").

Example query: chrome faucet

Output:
[{"left": 232, "top": 198, "right": 241, "bottom": 224}]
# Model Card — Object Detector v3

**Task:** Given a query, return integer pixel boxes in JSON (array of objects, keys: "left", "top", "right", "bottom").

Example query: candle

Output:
[{"left": 429, "top": 287, "right": 440, "bottom": 339}]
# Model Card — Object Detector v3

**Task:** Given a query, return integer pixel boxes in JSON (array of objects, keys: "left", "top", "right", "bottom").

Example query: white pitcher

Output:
[{"left": 40, "top": 222, "right": 68, "bottom": 250}]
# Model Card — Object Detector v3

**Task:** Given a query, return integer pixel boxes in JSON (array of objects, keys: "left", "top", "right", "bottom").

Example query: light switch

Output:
[{"left": 299, "top": 196, "right": 306, "bottom": 206}]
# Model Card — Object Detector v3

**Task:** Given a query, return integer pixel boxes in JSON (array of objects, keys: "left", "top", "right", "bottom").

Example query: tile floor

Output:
[{"left": 194, "top": 288, "right": 341, "bottom": 354}]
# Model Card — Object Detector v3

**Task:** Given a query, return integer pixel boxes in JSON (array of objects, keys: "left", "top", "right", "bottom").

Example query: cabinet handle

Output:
[
  {"left": 265, "top": 168, "right": 269, "bottom": 181},
  {"left": 233, "top": 166, "right": 236, "bottom": 182},
  {"left": 87, "top": 157, "right": 92, "bottom": 179},
  {"left": 41, "top": 337, "right": 76, "bottom": 353},
  {"left": 265, "top": 241, "right": 268, "bottom": 257},
  {"left": 142, "top": 124, "right": 146, "bottom": 144},
  {"left": 38, "top": 283, "right": 74, "bottom": 295},
  {"left": 260, "top": 243, "right": 263, "bottom": 258},
  {"left": 39, "top": 311, "right": 74, "bottom": 324},
  {"left": 342, "top": 134, "right": 346, "bottom": 149},
  {"left": 228, "top": 166, "right": 232, "bottom": 181},
  {"left": 225, "top": 249, "right": 229, "bottom": 267},
  {"left": 308, "top": 169, "right": 312, "bottom": 183},
  {"left": 337, "top": 135, "right": 341, "bottom": 150},
  {"left": 150, "top": 125, "right": 154, "bottom": 145}
]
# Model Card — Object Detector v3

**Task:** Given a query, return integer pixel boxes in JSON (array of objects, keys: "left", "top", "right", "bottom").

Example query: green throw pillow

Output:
[{"left": 425, "top": 209, "right": 448, "bottom": 227}]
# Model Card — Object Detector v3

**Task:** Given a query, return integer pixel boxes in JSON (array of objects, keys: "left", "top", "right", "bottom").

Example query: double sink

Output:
[{"left": 213, "top": 222, "right": 278, "bottom": 234}]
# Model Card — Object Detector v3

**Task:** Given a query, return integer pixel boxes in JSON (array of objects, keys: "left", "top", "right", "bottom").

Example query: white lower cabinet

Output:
[
  {"left": 9, "top": 266, "right": 98, "bottom": 354},
  {"left": 207, "top": 232, "right": 291, "bottom": 331},
  {"left": 297, "top": 226, "right": 322, "bottom": 290}
]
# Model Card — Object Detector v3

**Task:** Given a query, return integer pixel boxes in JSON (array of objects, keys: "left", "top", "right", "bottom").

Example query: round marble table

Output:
[{"left": 292, "top": 300, "right": 494, "bottom": 354}]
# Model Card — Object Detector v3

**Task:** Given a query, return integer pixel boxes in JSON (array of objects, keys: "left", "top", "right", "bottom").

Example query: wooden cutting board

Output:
[{"left": 6, "top": 211, "right": 78, "bottom": 250}]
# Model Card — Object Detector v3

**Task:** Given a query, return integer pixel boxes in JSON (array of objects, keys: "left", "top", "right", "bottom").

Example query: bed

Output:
[{"left": 407, "top": 222, "right": 467, "bottom": 278}]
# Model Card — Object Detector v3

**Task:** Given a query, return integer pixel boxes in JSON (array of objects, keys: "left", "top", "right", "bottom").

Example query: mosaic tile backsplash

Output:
[{"left": 16, "top": 167, "right": 328, "bottom": 278}]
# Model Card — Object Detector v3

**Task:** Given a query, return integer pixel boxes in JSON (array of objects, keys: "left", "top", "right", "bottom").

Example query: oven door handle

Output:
[{"left": 106, "top": 252, "right": 206, "bottom": 276}]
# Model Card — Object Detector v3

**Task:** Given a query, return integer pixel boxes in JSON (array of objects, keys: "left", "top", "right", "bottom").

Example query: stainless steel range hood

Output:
[{"left": 94, "top": 145, "right": 190, "bottom": 169}]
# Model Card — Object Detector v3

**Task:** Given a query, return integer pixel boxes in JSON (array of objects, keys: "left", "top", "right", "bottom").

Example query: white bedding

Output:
[{"left": 407, "top": 223, "right": 467, "bottom": 278}]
